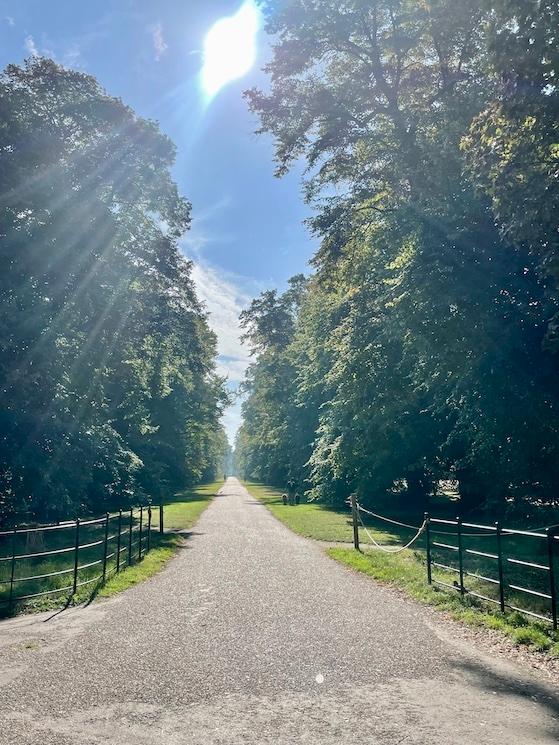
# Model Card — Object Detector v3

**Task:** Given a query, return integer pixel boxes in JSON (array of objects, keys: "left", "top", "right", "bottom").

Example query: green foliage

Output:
[
  {"left": 0, "top": 58, "right": 228, "bottom": 524},
  {"left": 238, "top": 1, "right": 559, "bottom": 515},
  {"left": 235, "top": 275, "right": 316, "bottom": 490},
  {"left": 462, "top": 0, "right": 559, "bottom": 349}
]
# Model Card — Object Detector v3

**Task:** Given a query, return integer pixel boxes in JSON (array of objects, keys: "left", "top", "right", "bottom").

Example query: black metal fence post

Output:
[
  {"left": 496, "top": 521, "right": 505, "bottom": 613},
  {"left": 102, "top": 513, "right": 109, "bottom": 583},
  {"left": 350, "top": 493, "right": 360, "bottom": 551},
  {"left": 128, "top": 508, "right": 133, "bottom": 566},
  {"left": 147, "top": 507, "right": 152, "bottom": 553},
  {"left": 8, "top": 527, "right": 17, "bottom": 611},
  {"left": 72, "top": 518, "right": 81, "bottom": 595},
  {"left": 547, "top": 526, "right": 557, "bottom": 631},
  {"left": 456, "top": 517, "right": 465, "bottom": 596},
  {"left": 138, "top": 506, "right": 143, "bottom": 561},
  {"left": 116, "top": 509, "right": 122, "bottom": 573},
  {"left": 424, "top": 513, "right": 432, "bottom": 584},
  {"left": 159, "top": 502, "right": 164, "bottom": 534}
]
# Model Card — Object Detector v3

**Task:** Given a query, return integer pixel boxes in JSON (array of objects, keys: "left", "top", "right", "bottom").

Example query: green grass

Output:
[
  {"left": 0, "top": 480, "right": 220, "bottom": 617},
  {"left": 328, "top": 546, "right": 558, "bottom": 655},
  {"left": 244, "top": 481, "right": 358, "bottom": 542},
  {"left": 96, "top": 534, "right": 182, "bottom": 599},
  {"left": 96, "top": 481, "right": 222, "bottom": 601},
  {"left": 150, "top": 481, "right": 221, "bottom": 531},
  {"left": 244, "top": 481, "right": 559, "bottom": 658}
]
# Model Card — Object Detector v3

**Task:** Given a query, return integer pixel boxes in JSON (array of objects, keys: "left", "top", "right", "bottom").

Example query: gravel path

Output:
[{"left": 1, "top": 477, "right": 558, "bottom": 744}]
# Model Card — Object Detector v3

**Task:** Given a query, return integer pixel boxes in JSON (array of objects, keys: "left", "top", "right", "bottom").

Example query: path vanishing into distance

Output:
[{"left": 1, "top": 478, "right": 558, "bottom": 744}]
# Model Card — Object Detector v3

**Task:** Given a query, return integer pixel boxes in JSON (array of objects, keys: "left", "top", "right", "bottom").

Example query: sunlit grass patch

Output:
[
  {"left": 245, "top": 480, "right": 559, "bottom": 657},
  {"left": 150, "top": 481, "right": 222, "bottom": 531},
  {"left": 97, "top": 534, "right": 182, "bottom": 599},
  {"left": 0, "top": 481, "right": 219, "bottom": 618},
  {"left": 328, "top": 546, "right": 559, "bottom": 657},
  {"left": 243, "top": 481, "right": 358, "bottom": 542}
]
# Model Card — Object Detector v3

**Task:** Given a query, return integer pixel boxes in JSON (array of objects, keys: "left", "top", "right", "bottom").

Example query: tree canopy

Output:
[
  {"left": 236, "top": 0, "right": 559, "bottom": 516},
  {"left": 0, "top": 59, "right": 228, "bottom": 524}
]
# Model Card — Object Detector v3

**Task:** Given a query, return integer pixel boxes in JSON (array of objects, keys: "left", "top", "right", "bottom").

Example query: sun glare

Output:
[{"left": 201, "top": 1, "right": 260, "bottom": 98}]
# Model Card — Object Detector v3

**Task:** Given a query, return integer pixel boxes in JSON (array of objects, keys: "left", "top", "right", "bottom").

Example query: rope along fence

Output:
[
  {"left": 356, "top": 506, "right": 426, "bottom": 553},
  {"left": 0, "top": 504, "right": 163, "bottom": 614},
  {"left": 349, "top": 495, "right": 559, "bottom": 630}
]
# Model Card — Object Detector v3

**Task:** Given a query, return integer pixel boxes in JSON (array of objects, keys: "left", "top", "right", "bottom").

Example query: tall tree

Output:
[
  {"left": 239, "top": 1, "right": 559, "bottom": 514},
  {"left": 0, "top": 58, "right": 227, "bottom": 523}
]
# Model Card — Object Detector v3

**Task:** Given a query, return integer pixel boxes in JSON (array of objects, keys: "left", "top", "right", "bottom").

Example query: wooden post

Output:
[
  {"left": 128, "top": 508, "right": 133, "bottom": 566},
  {"left": 116, "top": 509, "right": 122, "bottom": 573},
  {"left": 159, "top": 503, "right": 164, "bottom": 534},
  {"left": 138, "top": 506, "right": 143, "bottom": 561},
  {"left": 350, "top": 493, "right": 360, "bottom": 551},
  {"left": 456, "top": 517, "right": 465, "bottom": 596}
]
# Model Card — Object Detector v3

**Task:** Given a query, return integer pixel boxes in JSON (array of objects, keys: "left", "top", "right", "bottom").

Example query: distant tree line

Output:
[
  {"left": 235, "top": 0, "right": 559, "bottom": 516},
  {"left": 0, "top": 59, "right": 229, "bottom": 525}
]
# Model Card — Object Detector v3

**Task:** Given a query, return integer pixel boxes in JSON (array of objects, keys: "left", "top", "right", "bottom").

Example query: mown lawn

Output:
[
  {"left": 244, "top": 481, "right": 357, "bottom": 542},
  {"left": 98, "top": 480, "right": 221, "bottom": 601},
  {"left": 244, "top": 481, "right": 559, "bottom": 657},
  {"left": 0, "top": 480, "right": 220, "bottom": 617},
  {"left": 150, "top": 481, "right": 222, "bottom": 531}
]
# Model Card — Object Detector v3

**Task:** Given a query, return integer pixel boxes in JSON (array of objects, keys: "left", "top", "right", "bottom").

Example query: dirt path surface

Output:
[{"left": 1, "top": 477, "right": 558, "bottom": 744}]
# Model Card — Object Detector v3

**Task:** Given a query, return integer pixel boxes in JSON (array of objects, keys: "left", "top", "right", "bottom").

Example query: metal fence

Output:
[
  {"left": 425, "top": 516, "right": 559, "bottom": 630},
  {"left": 351, "top": 497, "right": 559, "bottom": 630},
  {"left": 0, "top": 504, "right": 162, "bottom": 614}
]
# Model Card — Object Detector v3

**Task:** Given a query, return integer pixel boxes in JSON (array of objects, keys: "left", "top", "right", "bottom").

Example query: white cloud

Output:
[
  {"left": 152, "top": 22, "right": 168, "bottom": 62},
  {"left": 179, "top": 199, "right": 271, "bottom": 444},
  {"left": 180, "top": 197, "right": 234, "bottom": 254},
  {"left": 62, "top": 42, "right": 82, "bottom": 68},
  {"left": 215, "top": 356, "right": 250, "bottom": 381},
  {"left": 221, "top": 397, "right": 243, "bottom": 446},
  {"left": 187, "top": 259, "right": 260, "bottom": 445},
  {"left": 21, "top": 32, "right": 82, "bottom": 68},
  {"left": 24, "top": 35, "right": 39, "bottom": 57},
  {"left": 5, "top": 16, "right": 15, "bottom": 27},
  {"left": 190, "top": 260, "right": 251, "bottom": 371}
]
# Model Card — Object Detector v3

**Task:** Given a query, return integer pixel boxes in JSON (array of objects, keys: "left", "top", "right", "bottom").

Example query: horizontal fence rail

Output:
[
  {"left": 0, "top": 503, "right": 162, "bottom": 614},
  {"left": 350, "top": 497, "right": 559, "bottom": 630},
  {"left": 426, "top": 516, "right": 559, "bottom": 630}
]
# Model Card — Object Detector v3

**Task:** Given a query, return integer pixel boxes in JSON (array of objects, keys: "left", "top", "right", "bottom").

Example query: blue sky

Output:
[{"left": 0, "top": 0, "right": 316, "bottom": 442}]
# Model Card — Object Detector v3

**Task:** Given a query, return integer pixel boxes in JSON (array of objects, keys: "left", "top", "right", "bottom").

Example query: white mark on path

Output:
[{"left": 315, "top": 674, "right": 324, "bottom": 684}]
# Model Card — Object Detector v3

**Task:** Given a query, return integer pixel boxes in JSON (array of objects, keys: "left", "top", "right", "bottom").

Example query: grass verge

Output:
[
  {"left": 0, "top": 480, "right": 220, "bottom": 617},
  {"left": 244, "top": 481, "right": 559, "bottom": 658},
  {"left": 243, "top": 481, "right": 357, "bottom": 542},
  {"left": 329, "top": 547, "right": 559, "bottom": 656},
  {"left": 97, "top": 533, "right": 182, "bottom": 600},
  {"left": 151, "top": 481, "right": 221, "bottom": 531}
]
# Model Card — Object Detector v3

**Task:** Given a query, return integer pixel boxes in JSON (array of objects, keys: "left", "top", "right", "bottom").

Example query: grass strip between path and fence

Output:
[
  {"left": 0, "top": 481, "right": 220, "bottom": 617},
  {"left": 244, "top": 481, "right": 559, "bottom": 657}
]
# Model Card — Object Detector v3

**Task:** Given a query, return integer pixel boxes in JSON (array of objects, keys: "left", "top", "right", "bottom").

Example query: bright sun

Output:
[{"left": 201, "top": 1, "right": 260, "bottom": 98}]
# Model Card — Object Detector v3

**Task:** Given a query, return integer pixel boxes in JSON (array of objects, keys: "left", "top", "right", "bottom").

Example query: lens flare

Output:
[{"left": 201, "top": 1, "right": 260, "bottom": 98}]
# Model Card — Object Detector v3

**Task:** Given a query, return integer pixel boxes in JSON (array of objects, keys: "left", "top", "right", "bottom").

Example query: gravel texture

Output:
[{"left": 0, "top": 477, "right": 558, "bottom": 744}]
